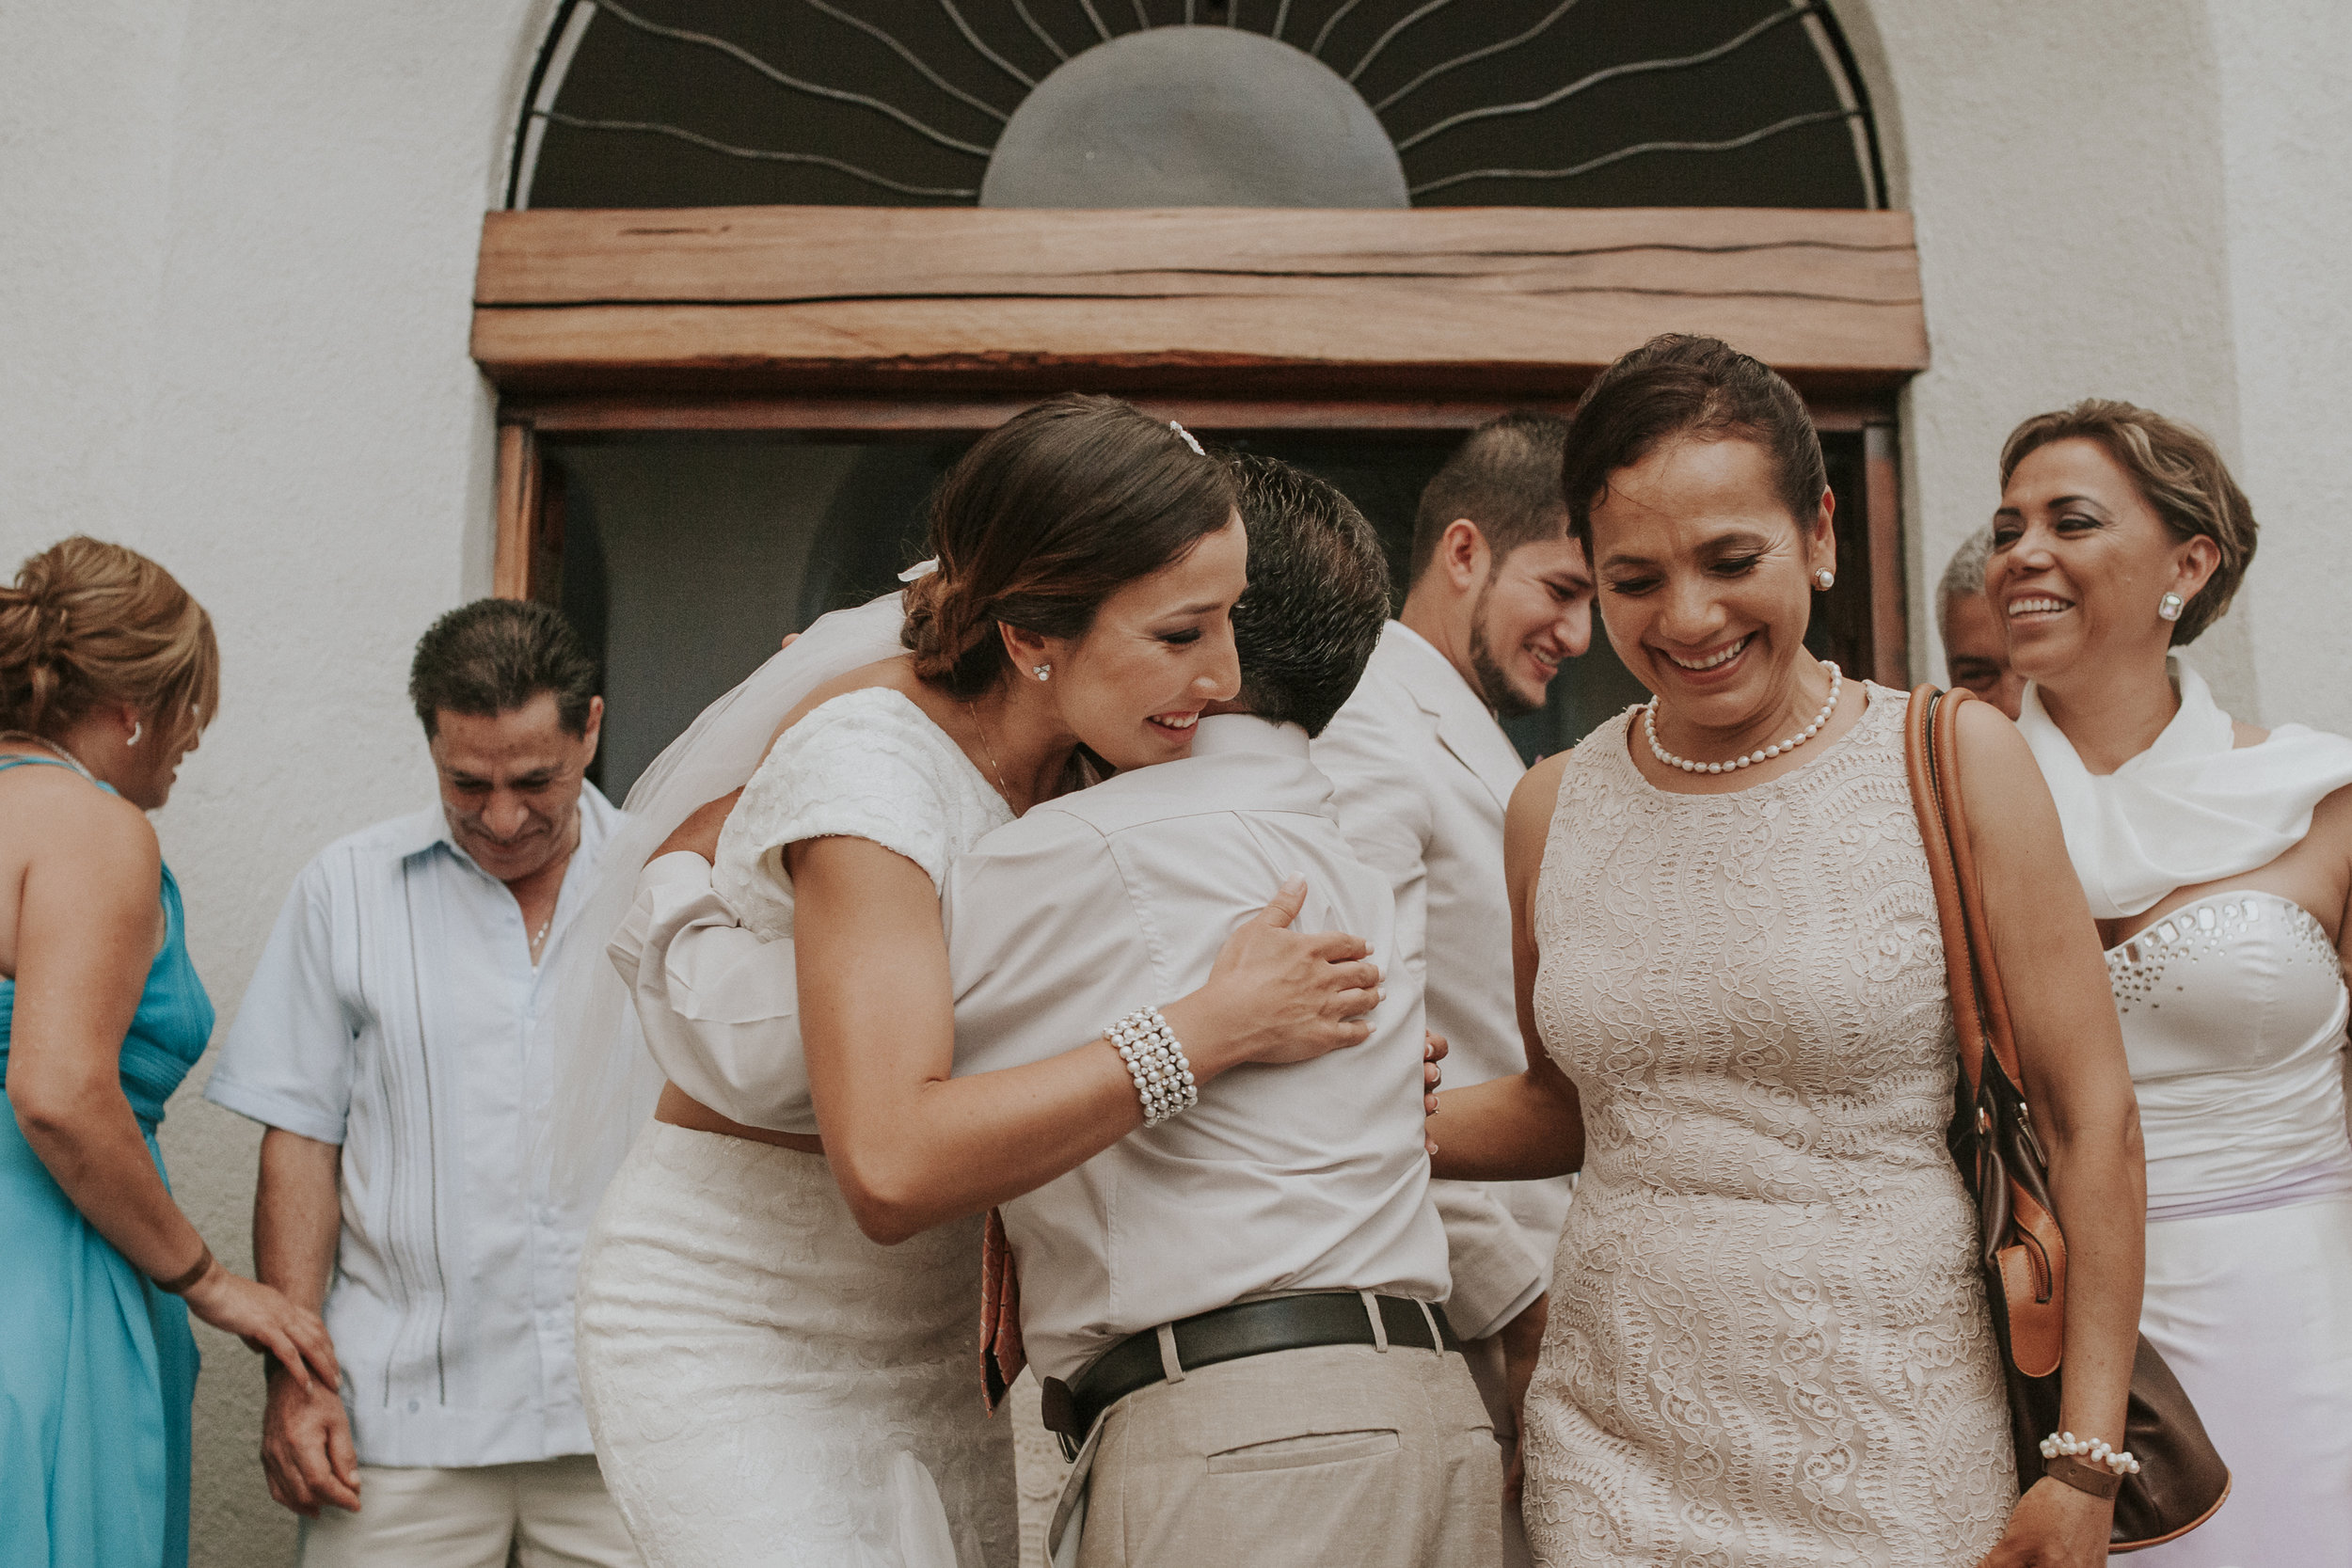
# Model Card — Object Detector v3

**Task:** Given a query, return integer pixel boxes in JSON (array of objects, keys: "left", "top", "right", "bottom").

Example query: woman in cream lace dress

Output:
[
  {"left": 573, "top": 398, "right": 1387, "bottom": 1568},
  {"left": 1991, "top": 400, "right": 2352, "bottom": 1564},
  {"left": 1429, "top": 337, "right": 2148, "bottom": 1568}
]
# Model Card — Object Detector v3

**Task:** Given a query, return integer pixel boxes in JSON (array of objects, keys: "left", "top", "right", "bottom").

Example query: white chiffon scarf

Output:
[{"left": 2016, "top": 658, "right": 2352, "bottom": 920}]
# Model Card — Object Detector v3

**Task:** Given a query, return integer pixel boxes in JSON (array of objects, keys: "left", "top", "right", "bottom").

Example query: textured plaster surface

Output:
[
  {"left": 1, "top": 2, "right": 2347, "bottom": 1562},
  {"left": 1, "top": 1, "right": 550, "bottom": 1560},
  {"left": 2209, "top": 0, "right": 2352, "bottom": 734}
]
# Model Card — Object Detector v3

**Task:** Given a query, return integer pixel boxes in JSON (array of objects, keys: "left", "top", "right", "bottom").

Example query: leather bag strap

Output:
[
  {"left": 1905, "top": 685, "right": 2070, "bottom": 1377},
  {"left": 1931, "top": 690, "right": 2028, "bottom": 1088},
  {"left": 1903, "top": 688, "right": 1987, "bottom": 1100}
]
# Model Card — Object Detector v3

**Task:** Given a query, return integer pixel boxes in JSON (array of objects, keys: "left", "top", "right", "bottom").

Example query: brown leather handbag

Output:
[{"left": 1904, "top": 686, "right": 2231, "bottom": 1552}]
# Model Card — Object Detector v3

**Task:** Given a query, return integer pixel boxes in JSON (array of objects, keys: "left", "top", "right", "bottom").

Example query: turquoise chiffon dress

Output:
[{"left": 0, "top": 752, "right": 215, "bottom": 1568}]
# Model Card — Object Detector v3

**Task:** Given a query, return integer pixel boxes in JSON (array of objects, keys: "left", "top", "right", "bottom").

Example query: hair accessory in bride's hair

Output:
[
  {"left": 897, "top": 558, "right": 940, "bottom": 583},
  {"left": 1168, "top": 420, "right": 1204, "bottom": 457}
]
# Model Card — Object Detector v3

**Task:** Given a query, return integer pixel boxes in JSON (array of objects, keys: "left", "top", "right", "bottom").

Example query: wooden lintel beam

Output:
[{"left": 472, "top": 206, "right": 1926, "bottom": 397}]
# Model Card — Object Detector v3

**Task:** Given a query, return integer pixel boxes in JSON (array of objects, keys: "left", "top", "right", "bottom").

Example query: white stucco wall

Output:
[
  {"left": 1, "top": 1, "right": 549, "bottom": 1559},
  {"left": 2209, "top": 0, "right": 2352, "bottom": 733},
  {"left": 2, "top": 3, "right": 2347, "bottom": 1562}
]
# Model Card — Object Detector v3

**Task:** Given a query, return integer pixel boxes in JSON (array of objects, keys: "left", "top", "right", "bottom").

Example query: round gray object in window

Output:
[{"left": 979, "top": 28, "right": 1406, "bottom": 210}]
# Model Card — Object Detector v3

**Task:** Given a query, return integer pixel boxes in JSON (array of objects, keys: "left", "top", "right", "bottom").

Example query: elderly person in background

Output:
[
  {"left": 1, "top": 537, "right": 337, "bottom": 1568},
  {"left": 1991, "top": 399, "right": 2352, "bottom": 1565},
  {"left": 1937, "top": 524, "right": 2026, "bottom": 719},
  {"left": 205, "top": 600, "right": 640, "bottom": 1568},
  {"left": 1311, "top": 411, "right": 1592, "bottom": 1555}
]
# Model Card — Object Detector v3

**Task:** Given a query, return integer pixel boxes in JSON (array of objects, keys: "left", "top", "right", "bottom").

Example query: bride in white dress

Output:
[
  {"left": 559, "top": 397, "right": 1389, "bottom": 1568},
  {"left": 1992, "top": 399, "right": 2352, "bottom": 1565}
]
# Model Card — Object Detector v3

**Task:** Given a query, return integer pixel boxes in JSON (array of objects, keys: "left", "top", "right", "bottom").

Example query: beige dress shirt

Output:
[
  {"left": 1313, "top": 621, "right": 1566, "bottom": 1319},
  {"left": 943, "top": 715, "right": 1453, "bottom": 1383}
]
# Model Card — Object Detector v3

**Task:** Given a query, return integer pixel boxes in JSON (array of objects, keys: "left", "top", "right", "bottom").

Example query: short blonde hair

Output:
[
  {"left": 1998, "top": 400, "right": 2255, "bottom": 645},
  {"left": 0, "top": 536, "right": 220, "bottom": 748}
]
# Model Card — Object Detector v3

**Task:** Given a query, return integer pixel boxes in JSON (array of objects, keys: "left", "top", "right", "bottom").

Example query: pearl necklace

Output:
[
  {"left": 1644, "top": 662, "right": 1842, "bottom": 775},
  {"left": 0, "top": 730, "right": 94, "bottom": 781}
]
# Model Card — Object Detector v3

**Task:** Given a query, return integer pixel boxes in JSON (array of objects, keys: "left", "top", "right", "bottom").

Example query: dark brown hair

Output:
[
  {"left": 1407, "top": 409, "right": 1572, "bottom": 584},
  {"left": 1227, "top": 456, "right": 1391, "bottom": 737},
  {"left": 0, "top": 535, "right": 220, "bottom": 748},
  {"left": 409, "top": 598, "right": 600, "bottom": 739},
  {"left": 1560, "top": 334, "right": 1826, "bottom": 546},
  {"left": 901, "top": 394, "right": 1237, "bottom": 698},
  {"left": 1999, "top": 400, "right": 2254, "bottom": 646}
]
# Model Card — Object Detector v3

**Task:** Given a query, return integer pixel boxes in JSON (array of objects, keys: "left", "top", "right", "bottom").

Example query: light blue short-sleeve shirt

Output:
[{"left": 207, "top": 784, "right": 624, "bottom": 1467}]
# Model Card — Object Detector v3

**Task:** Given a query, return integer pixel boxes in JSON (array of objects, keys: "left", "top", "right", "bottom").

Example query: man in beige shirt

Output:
[
  {"left": 1311, "top": 414, "right": 1593, "bottom": 1557},
  {"left": 946, "top": 458, "right": 1509, "bottom": 1566}
]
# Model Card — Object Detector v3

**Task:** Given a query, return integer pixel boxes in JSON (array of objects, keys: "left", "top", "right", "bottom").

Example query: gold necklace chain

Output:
[{"left": 962, "top": 699, "right": 1016, "bottom": 810}]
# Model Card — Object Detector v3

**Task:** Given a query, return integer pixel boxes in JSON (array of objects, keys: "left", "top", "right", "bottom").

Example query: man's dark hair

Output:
[
  {"left": 1406, "top": 410, "right": 1573, "bottom": 585},
  {"left": 1227, "top": 456, "right": 1391, "bottom": 738},
  {"left": 409, "top": 599, "right": 599, "bottom": 739}
]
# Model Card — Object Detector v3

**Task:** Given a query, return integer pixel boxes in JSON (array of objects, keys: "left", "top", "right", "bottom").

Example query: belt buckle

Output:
[{"left": 1040, "top": 1375, "right": 1082, "bottom": 1463}]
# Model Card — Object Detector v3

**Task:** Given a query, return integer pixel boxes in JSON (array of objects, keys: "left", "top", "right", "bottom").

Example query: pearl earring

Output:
[
  {"left": 2157, "top": 591, "right": 2185, "bottom": 623},
  {"left": 1033, "top": 664, "right": 1052, "bottom": 682},
  {"left": 126, "top": 721, "right": 142, "bottom": 748},
  {"left": 1812, "top": 569, "right": 1836, "bottom": 591}
]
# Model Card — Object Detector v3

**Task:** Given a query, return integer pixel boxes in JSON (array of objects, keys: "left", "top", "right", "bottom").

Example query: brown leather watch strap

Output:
[
  {"left": 2043, "top": 1454, "right": 2123, "bottom": 1500},
  {"left": 155, "top": 1242, "right": 215, "bottom": 1296}
]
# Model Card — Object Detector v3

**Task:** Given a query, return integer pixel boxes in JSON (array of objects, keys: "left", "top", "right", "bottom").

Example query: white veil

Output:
[{"left": 537, "top": 589, "right": 912, "bottom": 1204}]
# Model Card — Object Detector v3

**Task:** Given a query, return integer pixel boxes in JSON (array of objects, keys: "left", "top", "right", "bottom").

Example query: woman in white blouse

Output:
[
  {"left": 573, "top": 397, "right": 1389, "bottom": 1568},
  {"left": 1991, "top": 399, "right": 2352, "bottom": 1564}
]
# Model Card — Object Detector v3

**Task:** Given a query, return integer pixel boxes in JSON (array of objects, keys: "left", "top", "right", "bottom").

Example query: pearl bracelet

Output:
[
  {"left": 2038, "top": 1431, "right": 2140, "bottom": 1476},
  {"left": 1109, "top": 1006, "right": 1197, "bottom": 1127}
]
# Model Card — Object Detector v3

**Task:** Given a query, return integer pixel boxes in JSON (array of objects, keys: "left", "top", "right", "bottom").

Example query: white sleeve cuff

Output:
[{"left": 616, "top": 851, "right": 818, "bottom": 1134}]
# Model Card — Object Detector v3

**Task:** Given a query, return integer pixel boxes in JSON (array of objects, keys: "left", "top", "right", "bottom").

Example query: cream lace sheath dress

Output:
[
  {"left": 576, "top": 689, "right": 1018, "bottom": 1568},
  {"left": 1519, "top": 685, "right": 2016, "bottom": 1568}
]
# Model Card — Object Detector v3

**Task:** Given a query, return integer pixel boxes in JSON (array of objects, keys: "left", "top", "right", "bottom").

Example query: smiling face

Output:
[
  {"left": 1590, "top": 436, "right": 1836, "bottom": 752},
  {"left": 430, "top": 690, "right": 601, "bottom": 884},
  {"left": 1029, "top": 512, "right": 1248, "bottom": 772},
  {"left": 1468, "top": 533, "right": 1594, "bottom": 718},
  {"left": 1987, "top": 436, "right": 2218, "bottom": 694}
]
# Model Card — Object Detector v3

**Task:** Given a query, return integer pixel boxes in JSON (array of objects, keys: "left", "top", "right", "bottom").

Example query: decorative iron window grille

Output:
[{"left": 510, "top": 0, "right": 1883, "bottom": 211}]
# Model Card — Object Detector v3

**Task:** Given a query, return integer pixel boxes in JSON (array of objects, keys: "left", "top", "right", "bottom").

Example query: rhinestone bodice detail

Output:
[{"left": 2106, "top": 890, "right": 2351, "bottom": 1202}]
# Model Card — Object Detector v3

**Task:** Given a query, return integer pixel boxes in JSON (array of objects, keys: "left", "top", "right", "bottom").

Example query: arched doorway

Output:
[{"left": 477, "top": 2, "right": 1916, "bottom": 793}]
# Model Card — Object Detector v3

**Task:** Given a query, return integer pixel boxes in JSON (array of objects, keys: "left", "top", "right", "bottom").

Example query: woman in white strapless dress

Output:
[
  {"left": 1993, "top": 400, "right": 2352, "bottom": 1564},
  {"left": 1428, "top": 337, "right": 2150, "bottom": 1568},
  {"left": 569, "top": 398, "right": 1388, "bottom": 1568}
]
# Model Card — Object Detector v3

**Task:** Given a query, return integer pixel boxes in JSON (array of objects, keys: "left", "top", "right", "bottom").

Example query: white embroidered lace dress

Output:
[
  {"left": 1519, "top": 686, "right": 2015, "bottom": 1568},
  {"left": 577, "top": 688, "right": 1017, "bottom": 1568}
]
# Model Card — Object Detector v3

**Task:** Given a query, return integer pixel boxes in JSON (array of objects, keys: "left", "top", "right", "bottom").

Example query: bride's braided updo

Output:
[
  {"left": 902, "top": 394, "right": 1235, "bottom": 699},
  {"left": 0, "top": 536, "right": 220, "bottom": 747}
]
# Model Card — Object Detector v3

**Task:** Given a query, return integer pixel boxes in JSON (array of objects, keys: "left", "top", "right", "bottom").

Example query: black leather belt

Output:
[{"left": 1038, "top": 1292, "right": 1461, "bottom": 1459}]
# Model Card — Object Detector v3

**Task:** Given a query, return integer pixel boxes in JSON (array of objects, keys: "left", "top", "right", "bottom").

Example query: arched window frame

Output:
[{"left": 473, "top": 4, "right": 1922, "bottom": 685}]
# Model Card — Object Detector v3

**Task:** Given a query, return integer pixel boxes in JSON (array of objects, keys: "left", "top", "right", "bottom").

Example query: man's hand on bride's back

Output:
[
  {"left": 1161, "top": 877, "right": 1383, "bottom": 1079},
  {"left": 650, "top": 788, "right": 742, "bottom": 865}
]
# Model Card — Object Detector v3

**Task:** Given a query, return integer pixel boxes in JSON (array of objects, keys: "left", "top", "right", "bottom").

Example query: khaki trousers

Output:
[
  {"left": 296, "top": 1454, "right": 641, "bottom": 1568},
  {"left": 1076, "top": 1340, "right": 1502, "bottom": 1568},
  {"left": 1460, "top": 1335, "right": 1533, "bottom": 1568}
]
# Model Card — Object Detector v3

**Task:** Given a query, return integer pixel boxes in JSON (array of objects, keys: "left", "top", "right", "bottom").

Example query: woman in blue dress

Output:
[{"left": 0, "top": 536, "right": 339, "bottom": 1568}]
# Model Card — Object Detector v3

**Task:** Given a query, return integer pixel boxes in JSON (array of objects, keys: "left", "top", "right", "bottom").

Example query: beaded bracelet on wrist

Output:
[
  {"left": 2038, "top": 1431, "right": 2140, "bottom": 1476},
  {"left": 1109, "top": 1006, "right": 1197, "bottom": 1126}
]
